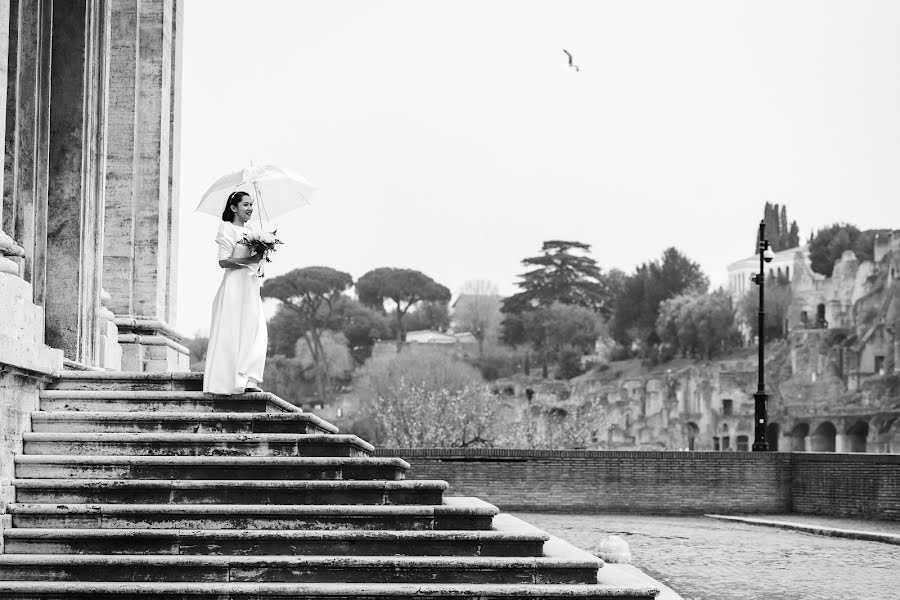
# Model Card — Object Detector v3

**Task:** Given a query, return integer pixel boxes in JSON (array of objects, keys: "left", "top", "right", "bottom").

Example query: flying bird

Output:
[{"left": 563, "top": 49, "right": 580, "bottom": 72}]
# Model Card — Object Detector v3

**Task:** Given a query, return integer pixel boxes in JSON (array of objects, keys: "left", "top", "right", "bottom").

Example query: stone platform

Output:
[{"left": 0, "top": 372, "right": 659, "bottom": 599}]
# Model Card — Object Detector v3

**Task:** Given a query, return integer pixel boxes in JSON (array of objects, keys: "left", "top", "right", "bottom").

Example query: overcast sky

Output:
[{"left": 176, "top": 0, "right": 900, "bottom": 336}]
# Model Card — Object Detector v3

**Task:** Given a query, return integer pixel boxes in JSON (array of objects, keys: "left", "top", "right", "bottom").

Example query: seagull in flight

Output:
[{"left": 563, "top": 49, "right": 580, "bottom": 72}]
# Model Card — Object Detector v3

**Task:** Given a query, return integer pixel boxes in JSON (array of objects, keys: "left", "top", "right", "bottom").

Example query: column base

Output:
[
  {"left": 115, "top": 317, "right": 190, "bottom": 372},
  {"left": 0, "top": 273, "right": 64, "bottom": 375},
  {"left": 0, "top": 270, "right": 63, "bottom": 554}
]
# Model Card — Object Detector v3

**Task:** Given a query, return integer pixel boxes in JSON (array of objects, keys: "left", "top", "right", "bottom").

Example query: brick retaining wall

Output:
[
  {"left": 375, "top": 449, "right": 794, "bottom": 515},
  {"left": 374, "top": 449, "right": 899, "bottom": 520},
  {"left": 791, "top": 453, "right": 900, "bottom": 520}
]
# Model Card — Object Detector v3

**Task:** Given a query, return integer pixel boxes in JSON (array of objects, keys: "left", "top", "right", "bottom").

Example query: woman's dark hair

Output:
[{"left": 222, "top": 191, "right": 251, "bottom": 222}]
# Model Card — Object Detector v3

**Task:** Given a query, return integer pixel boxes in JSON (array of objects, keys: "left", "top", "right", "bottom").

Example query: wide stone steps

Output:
[
  {"left": 22, "top": 433, "right": 373, "bottom": 458},
  {"left": 39, "top": 390, "right": 299, "bottom": 413},
  {"left": 15, "top": 455, "right": 409, "bottom": 480},
  {"left": 7, "top": 499, "right": 497, "bottom": 531},
  {"left": 46, "top": 372, "right": 204, "bottom": 392},
  {"left": 30, "top": 411, "right": 338, "bottom": 434},
  {"left": 0, "top": 552, "right": 601, "bottom": 584},
  {"left": 1, "top": 528, "right": 547, "bottom": 557},
  {"left": 0, "top": 581, "right": 657, "bottom": 600},
  {"left": 0, "top": 372, "right": 660, "bottom": 599},
  {"left": 12, "top": 479, "right": 448, "bottom": 505}
]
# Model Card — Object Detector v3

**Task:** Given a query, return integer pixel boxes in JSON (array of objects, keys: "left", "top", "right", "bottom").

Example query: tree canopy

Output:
[
  {"left": 356, "top": 268, "right": 451, "bottom": 346},
  {"left": 609, "top": 247, "right": 709, "bottom": 355},
  {"left": 501, "top": 240, "right": 614, "bottom": 316},
  {"left": 738, "top": 278, "right": 792, "bottom": 341},
  {"left": 502, "top": 302, "right": 603, "bottom": 377},
  {"left": 261, "top": 266, "right": 354, "bottom": 402},
  {"left": 656, "top": 290, "right": 740, "bottom": 360},
  {"left": 808, "top": 224, "right": 888, "bottom": 277},
  {"left": 759, "top": 202, "right": 800, "bottom": 252},
  {"left": 395, "top": 301, "right": 450, "bottom": 335}
]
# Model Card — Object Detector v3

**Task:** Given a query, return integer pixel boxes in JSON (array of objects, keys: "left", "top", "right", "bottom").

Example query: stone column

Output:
[
  {"left": 44, "top": 0, "right": 111, "bottom": 364},
  {"left": 165, "top": 0, "right": 181, "bottom": 327},
  {"left": 834, "top": 433, "right": 848, "bottom": 453},
  {"left": 102, "top": 0, "right": 139, "bottom": 317},
  {"left": 3, "top": 0, "right": 51, "bottom": 297},
  {"left": 104, "top": 0, "right": 187, "bottom": 371},
  {"left": 0, "top": 0, "right": 63, "bottom": 554},
  {"left": 1, "top": 0, "right": 15, "bottom": 277},
  {"left": 2, "top": 0, "right": 15, "bottom": 230}
]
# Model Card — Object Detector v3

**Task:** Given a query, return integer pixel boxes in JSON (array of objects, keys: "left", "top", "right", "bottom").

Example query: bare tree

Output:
[{"left": 453, "top": 279, "right": 502, "bottom": 357}]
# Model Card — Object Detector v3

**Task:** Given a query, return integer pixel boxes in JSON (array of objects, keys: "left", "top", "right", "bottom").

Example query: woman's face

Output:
[{"left": 232, "top": 197, "right": 254, "bottom": 222}]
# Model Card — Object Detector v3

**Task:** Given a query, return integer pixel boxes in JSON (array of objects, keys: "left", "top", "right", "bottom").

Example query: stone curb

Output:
[{"left": 704, "top": 514, "right": 900, "bottom": 545}]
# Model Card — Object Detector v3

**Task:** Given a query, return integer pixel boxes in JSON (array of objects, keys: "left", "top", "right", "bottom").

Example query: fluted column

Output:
[
  {"left": 3, "top": 0, "right": 51, "bottom": 297},
  {"left": 104, "top": 0, "right": 186, "bottom": 371},
  {"left": 44, "top": 0, "right": 111, "bottom": 364},
  {"left": 1, "top": 0, "right": 63, "bottom": 543},
  {"left": 101, "top": 0, "right": 139, "bottom": 316},
  {"left": 133, "top": 0, "right": 171, "bottom": 319},
  {"left": 165, "top": 0, "right": 181, "bottom": 326}
]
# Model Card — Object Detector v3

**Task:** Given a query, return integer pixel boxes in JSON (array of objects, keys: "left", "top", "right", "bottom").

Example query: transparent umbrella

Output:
[{"left": 195, "top": 163, "right": 317, "bottom": 225}]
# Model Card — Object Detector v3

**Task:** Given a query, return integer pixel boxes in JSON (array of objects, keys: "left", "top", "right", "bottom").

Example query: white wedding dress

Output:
[{"left": 203, "top": 221, "right": 268, "bottom": 394}]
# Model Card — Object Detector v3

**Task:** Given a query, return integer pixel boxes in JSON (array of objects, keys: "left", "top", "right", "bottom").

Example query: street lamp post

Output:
[{"left": 751, "top": 220, "right": 775, "bottom": 451}]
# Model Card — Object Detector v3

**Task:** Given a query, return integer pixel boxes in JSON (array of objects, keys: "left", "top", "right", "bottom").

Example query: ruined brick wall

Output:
[{"left": 376, "top": 448, "right": 900, "bottom": 521}]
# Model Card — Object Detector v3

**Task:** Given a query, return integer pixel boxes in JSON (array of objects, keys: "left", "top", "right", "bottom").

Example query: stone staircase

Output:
[{"left": 0, "top": 372, "right": 658, "bottom": 599}]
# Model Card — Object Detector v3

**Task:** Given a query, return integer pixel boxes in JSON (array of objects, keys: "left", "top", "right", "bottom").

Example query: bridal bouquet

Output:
[{"left": 239, "top": 230, "right": 282, "bottom": 277}]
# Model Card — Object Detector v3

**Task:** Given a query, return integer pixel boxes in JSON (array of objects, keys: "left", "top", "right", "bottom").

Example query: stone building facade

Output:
[
  {"left": 0, "top": 0, "right": 185, "bottom": 489},
  {"left": 0, "top": 0, "right": 186, "bottom": 373},
  {"left": 727, "top": 244, "right": 804, "bottom": 304}
]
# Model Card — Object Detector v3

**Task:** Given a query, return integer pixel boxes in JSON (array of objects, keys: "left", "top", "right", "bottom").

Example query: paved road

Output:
[{"left": 516, "top": 513, "right": 900, "bottom": 600}]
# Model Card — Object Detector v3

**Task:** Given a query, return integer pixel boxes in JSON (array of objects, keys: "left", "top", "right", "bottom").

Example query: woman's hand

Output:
[{"left": 248, "top": 251, "right": 265, "bottom": 264}]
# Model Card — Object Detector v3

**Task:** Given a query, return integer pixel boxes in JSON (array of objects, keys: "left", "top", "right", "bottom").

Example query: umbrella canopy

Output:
[{"left": 196, "top": 163, "right": 317, "bottom": 223}]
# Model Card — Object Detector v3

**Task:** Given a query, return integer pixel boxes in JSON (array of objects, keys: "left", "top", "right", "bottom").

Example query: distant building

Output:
[
  {"left": 370, "top": 330, "right": 478, "bottom": 359},
  {"left": 726, "top": 244, "right": 809, "bottom": 304},
  {"left": 404, "top": 330, "right": 477, "bottom": 345},
  {"left": 405, "top": 330, "right": 458, "bottom": 344}
]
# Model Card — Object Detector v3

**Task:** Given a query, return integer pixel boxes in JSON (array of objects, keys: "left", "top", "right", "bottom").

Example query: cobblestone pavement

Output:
[{"left": 515, "top": 512, "right": 900, "bottom": 600}]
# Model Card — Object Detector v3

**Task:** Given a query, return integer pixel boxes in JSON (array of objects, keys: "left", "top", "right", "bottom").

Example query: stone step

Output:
[
  {"left": 14, "top": 455, "right": 409, "bottom": 480},
  {"left": 22, "top": 433, "right": 373, "bottom": 458},
  {"left": 0, "top": 581, "right": 658, "bottom": 600},
  {"left": 2, "top": 526, "right": 545, "bottom": 557},
  {"left": 49, "top": 372, "right": 205, "bottom": 392},
  {"left": 31, "top": 411, "right": 339, "bottom": 434},
  {"left": 7, "top": 498, "right": 499, "bottom": 531},
  {"left": 12, "top": 479, "right": 448, "bottom": 505},
  {"left": 1, "top": 530, "right": 544, "bottom": 558},
  {"left": 0, "top": 548, "right": 601, "bottom": 584},
  {"left": 38, "top": 391, "right": 301, "bottom": 414}
]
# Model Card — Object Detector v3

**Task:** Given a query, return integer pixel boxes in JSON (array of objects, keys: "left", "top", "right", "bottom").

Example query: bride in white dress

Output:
[{"left": 203, "top": 191, "right": 268, "bottom": 394}]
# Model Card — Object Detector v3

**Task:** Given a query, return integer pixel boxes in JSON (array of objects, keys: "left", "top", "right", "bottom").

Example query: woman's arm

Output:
[{"left": 218, "top": 251, "right": 264, "bottom": 270}]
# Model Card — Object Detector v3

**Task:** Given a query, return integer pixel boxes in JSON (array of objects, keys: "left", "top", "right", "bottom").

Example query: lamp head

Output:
[{"left": 763, "top": 243, "right": 775, "bottom": 263}]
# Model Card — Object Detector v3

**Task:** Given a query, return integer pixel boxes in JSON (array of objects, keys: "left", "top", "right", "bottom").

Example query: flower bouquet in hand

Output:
[{"left": 239, "top": 230, "right": 282, "bottom": 277}]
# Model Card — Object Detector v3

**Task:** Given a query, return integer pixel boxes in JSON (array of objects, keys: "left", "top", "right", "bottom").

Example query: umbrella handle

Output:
[{"left": 252, "top": 180, "right": 272, "bottom": 231}]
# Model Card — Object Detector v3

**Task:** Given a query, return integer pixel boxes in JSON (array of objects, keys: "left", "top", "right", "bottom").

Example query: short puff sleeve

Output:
[{"left": 215, "top": 223, "right": 236, "bottom": 261}]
